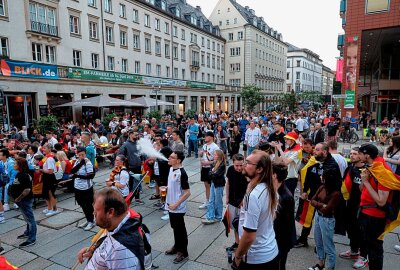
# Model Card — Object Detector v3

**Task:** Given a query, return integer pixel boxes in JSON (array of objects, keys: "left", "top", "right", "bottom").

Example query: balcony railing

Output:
[
  {"left": 337, "top": 34, "right": 345, "bottom": 50},
  {"left": 30, "top": 21, "right": 59, "bottom": 37},
  {"left": 191, "top": 61, "right": 200, "bottom": 67},
  {"left": 340, "top": 0, "right": 346, "bottom": 18}
]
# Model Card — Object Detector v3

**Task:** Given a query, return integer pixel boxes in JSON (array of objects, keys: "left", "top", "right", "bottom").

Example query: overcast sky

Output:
[{"left": 187, "top": 0, "right": 343, "bottom": 70}]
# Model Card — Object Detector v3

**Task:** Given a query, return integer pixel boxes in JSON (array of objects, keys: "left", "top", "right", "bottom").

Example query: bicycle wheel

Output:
[{"left": 349, "top": 132, "right": 359, "bottom": 144}]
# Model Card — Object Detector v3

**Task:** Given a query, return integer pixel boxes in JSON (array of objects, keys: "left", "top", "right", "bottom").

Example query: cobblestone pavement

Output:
[{"left": 1, "top": 140, "right": 399, "bottom": 269}]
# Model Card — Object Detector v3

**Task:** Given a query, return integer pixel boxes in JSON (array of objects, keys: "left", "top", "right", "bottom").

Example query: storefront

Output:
[
  {"left": 3, "top": 92, "right": 36, "bottom": 129},
  {"left": 47, "top": 93, "right": 73, "bottom": 123}
]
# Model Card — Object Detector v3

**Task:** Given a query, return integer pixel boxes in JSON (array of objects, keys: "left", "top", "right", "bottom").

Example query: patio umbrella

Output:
[
  {"left": 130, "top": 96, "right": 176, "bottom": 107},
  {"left": 55, "top": 95, "right": 146, "bottom": 108}
]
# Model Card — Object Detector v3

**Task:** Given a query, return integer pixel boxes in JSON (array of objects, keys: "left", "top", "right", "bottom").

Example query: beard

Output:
[
  {"left": 315, "top": 155, "right": 325, "bottom": 162},
  {"left": 96, "top": 217, "right": 111, "bottom": 229},
  {"left": 242, "top": 169, "right": 256, "bottom": 180}
]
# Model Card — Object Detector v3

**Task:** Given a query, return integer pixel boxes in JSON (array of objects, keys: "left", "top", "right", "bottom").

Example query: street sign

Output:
[{"left": 332, "top": 94, "right": 346, "bottom": 99}]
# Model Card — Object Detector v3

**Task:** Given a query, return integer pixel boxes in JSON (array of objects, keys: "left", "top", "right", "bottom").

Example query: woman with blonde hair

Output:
[
  {"left": 202, "top": 149, "right": 226, "bottom": 225},
  {"left": 56, "top": 151, "right": 72, "bottom": 180}
]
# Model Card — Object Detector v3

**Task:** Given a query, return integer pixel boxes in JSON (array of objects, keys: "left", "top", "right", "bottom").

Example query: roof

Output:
[
  {"left": 286, "top": 42, "right": 321, "bottom": 60},
  {"left": 229, "top": 0, "right": 283, "bottom": 42}
]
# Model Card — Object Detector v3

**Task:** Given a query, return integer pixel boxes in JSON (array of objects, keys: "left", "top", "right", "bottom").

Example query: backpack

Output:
[{"left": 54, "top": 161, "right": 64, "bottom": 180}]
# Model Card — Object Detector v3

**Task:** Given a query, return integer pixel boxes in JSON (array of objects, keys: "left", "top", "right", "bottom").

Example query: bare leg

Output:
[{"left": 204, "top": 181, "right": 210, "bottom": 202}]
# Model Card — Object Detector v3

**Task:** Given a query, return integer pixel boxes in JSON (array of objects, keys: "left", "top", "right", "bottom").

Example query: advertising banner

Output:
[
  {"left": 344, "top": 89, "right": 355, "bottom": 109},
  {"left": 344, "top": 36, "right": 358, "bottom": 109},
  {"left": 366, "top": 0, "right": 390, "bottom": 13},
  {"left": 68, "top": 68, "right": 142, "bottom": 83},
  {"left": 142, "top": 76, "right": 186, "bottom": 87},
  {"left": 187, "top": 81, "right": 216, "bottom": 89},
  {"left": 336, "top": 59, "right": 343, "bottom": 82},
  {"left": 0, "top": 59, "right": 58, "bottom": 80}
]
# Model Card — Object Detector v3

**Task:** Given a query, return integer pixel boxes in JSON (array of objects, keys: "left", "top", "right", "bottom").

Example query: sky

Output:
[{"left": 187, "top": 0, "right": 343, "bottom": 70}]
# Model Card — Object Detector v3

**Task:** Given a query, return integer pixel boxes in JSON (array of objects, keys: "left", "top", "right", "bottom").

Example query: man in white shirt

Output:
[
  {"left": 46, "top": 133, "right": 58, "bottom": 148},
  {"left": 327, "top": 140, "right": 347, "bottom": 178},
  {"left": 245, "top": 121, "right": 261, "bottom": 156}
]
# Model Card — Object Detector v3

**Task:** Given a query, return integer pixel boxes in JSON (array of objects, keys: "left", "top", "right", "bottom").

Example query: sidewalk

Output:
[{"left": 0, "top": 151, "right": 399, "bottom": 269}]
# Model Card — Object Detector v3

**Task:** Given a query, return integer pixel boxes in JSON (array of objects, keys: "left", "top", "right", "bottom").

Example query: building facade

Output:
[
  {"left": 322, "top": 65, "right": 335, "bottom": 96},
  {"left": 338, "top": 0, "right": 400, "bottom": 120},
  {"left": 286, "top": 43, "right": 323, "bottom": 94},
  {"left": 0, "top": 0, "right": 244, "bottom": 128},
  {"left": 209, "top": 0, "right": 287, "bottom": 109}
]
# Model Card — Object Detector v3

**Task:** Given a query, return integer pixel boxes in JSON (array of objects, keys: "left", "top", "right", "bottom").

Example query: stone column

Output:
[
  {"left": 206, "top": 96, "right": 210, "bottom": 112},
  {"left": 175, "top": 94, "right": 180, "bottom": 114}
]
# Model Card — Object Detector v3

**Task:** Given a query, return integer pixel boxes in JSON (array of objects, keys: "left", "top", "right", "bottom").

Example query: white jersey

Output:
[
  {"left": 73, "top": 158, "right": 94, "bottom": 190},
  {"left": 332, "top": 153, "right": 347, "bottom": 178},
  {"left": 201, "top": 142, "right": 219, "bottom": 168},
  {"left": 165, "top": 167, "right": 190, "bottom": 214}
]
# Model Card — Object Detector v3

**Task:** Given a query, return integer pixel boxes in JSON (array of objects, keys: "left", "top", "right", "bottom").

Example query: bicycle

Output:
[{"left": 338, "top": 127, "right": 359, "bottom": 144}]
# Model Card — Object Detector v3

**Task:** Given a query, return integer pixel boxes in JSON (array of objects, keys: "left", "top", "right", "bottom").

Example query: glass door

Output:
[{"left": 6, "top": 95, "right": 34, "bottom": 129}]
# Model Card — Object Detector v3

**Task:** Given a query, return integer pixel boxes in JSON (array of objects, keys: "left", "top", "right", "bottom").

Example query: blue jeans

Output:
[
  {"left": 206, "top": 183, "right": 224, "bottom": 220},
  {"left": 17, "top": 198, "right": 37, "bottom": 242},
  {"left": 314, "top": 213, "right": 336, "bottom": 269},
  {"left": 247, "top": 146, "right": 256, "bottom": 156},
  {"left": 188, "top": 139, "right": 198, "bottom": 157}
]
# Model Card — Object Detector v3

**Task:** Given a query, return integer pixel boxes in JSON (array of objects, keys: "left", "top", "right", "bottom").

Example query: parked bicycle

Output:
[{"left": 338, "top": 126, "right": 359, "bottom": 144}]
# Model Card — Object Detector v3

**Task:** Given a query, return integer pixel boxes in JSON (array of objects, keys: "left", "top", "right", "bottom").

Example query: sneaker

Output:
[
  {"left": 83, "top": 222, "right": 95, "bottom": 231},
  {"left": 42, "top": 209, "right": 51, "bottom": 214},
  {"left": 135, "top": 199, "right": 145, "bottom": 205},
  {"left": 163, "top": 210, "right": 169, "bottom": 215},
  {"left": 45, "top": 210, "right": 60, "bottom": 217},
  {"left": 395, "top": 245, "right": 400, "bottom": 252},
  {"left": 198, "top": 202, "right": 209, "bottom": 209},
  {"left": 77, "top": 221, "right": 88, "bottom": 228},
  {"left": 161, "top": 214, "right": 169, "bottom": 220},
  {"left": 153, "top": 202, "right": 163, "bottom": 207},
  {"left": 17, "top": 234, "right": 28, "bottom": 239},
  {"left": 19, "top": 241, "right": 36, "bottom": 248},
  {"left": 3, "top": 204, "right": 10, "bottom": 212},
  {"left": 0, "top": 246, "right": 5, "bottom": 255},
  {"left": 339, "top": 250, "right": 359, "bottom": 260},
  {"left": 13, "top": 204, "right": 19, "bottom": 209},
  {"left": 0, "top": 217, "right": 4, "bottom": 224},
  {"left": 173, "top": 252, "right": 188, "bottom": 264},
  {"left": 201, "top": 218, "right": 217, "bottom": 225},
  {"left": 149, "top": 181, "right": 156, "bottom": 188},
  {"left": 353, "top": 256, "right": 368, "bottom": 269},
  {"left": 293, "top": 240, "right": 308, "bottom": 248},
  {"left": 165, "top": 247, "right": 177, "bottom": 255},
  {"left": 307, "top": 264, "right": 324, "bottom": 270},
  {"left": 226, "top": 242, "right": 238, "bottom": 252}
]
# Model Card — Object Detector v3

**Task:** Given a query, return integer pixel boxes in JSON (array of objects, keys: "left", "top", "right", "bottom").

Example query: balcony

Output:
[
  {"left": 30, "top": 21, "right": 59, "bottom": 37},
  {"left": 342, "top": 18, "right": 346, "bottom": 29},
  {"left": 340, "top": 0, "right": 346, "bottom": 18},
  {"left": 337, "top": 34, "right": 345, "bottom": 50},
  {"left": 190, "top": 61, "right": 200, "bottom": 71}
]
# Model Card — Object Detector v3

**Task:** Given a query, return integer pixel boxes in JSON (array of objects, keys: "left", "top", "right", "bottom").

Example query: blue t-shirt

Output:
[
  {"left": 188, "top": 124, "right": 199, "bottom": 141},
  {"left": 86, "top": 144, "right": 96, "bottom": 166}
]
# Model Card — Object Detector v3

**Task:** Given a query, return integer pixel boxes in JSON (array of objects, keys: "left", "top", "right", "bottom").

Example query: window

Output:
[
  {"left": 207, "top": 39, "right": 210, "bottom": 49},
  {"left": 190, "top": 33, "right": 197, "bottom": 44},
  {"left": 29, "top": 2, "right": 57, "bottom": 32},
  {"left": 221, "top": 58, "right": 224, "bottom": 71},
  {"left": 287, "top": 60, "right": 290, "bottom": 68},
  {"left": 164, "top": 22, "right": 170, "bottom": 34},
  {"left": 201, "top": 53, "right": 205, "bottom": 66},
  {"left": 229, "top": 79, "right": 241, "bottom": 86},
  {"left": 88, "top": 0, "right": 96, "bottom": 7},
  {"left": 238, "top": 31, "right": 243, "bottom": 40},
  {"left": 296, "top": 72, "right": 300, "bottom": 80},
  {"left": 228, "top": 33, "right": 233, "bottom": 41},
  {"left": 212, "top": 55, "right": 215, "bottom": 68},
  {"left": 145, "top": 37, "right": 151, "bottom": 53},
  {"left": 173, "top": 68, "right": 178, "bottom": 79},
  {"left": 89, "top": 21, "right": 98, "bottom": 39},
  {"left": 176, "top": 7, "right": 180, "bottom": 17},
  {"left": 155, "top": 64, "right": 160, "bottom": 76},
  {"left": 161, "top": 1, "right": 166, "bottom": 10},
  {"left": 219, "top": 21, "right": 222, "bottom": 26},
  {"left": 173, "top": 46, "right": 178, "bottom": 59},
  {"left": 181, "top": 29, "right": 185, "bottom": 40},
  {"left": 73, "top": 50, "right": 81, "bottom": 66},
  {"left": 230, "top": 47, "right": 241, "bottom": 56},
  {"left": 120, "top": 30, "right": 127, "bottom": 46},
  {"left": 134, "top": 61, "right": 140, "bottom": 73},
  {"left": 234, "top": 18, "right": 237, "bottom": 24},
  {"left": 122, "top": 58, "right": 128, "bottom": 72},
  {"left": 119, "top": 3, "right": 126, "bottom": 18},
  {"left": 104, "top": 0, "right": 112, "bottom": 13},
  {"left": 191, "top": 51, "right": 199, "bottom": 66},
  {"left": 155, "top": 18, "right": 160, "bottom": 30},
  {"left": 155, "top": 41, "right": 161, "bottom": 55},
  {"left": 165, "top": 43, "right": 170, "bottom": 57},
  {"left": 45, "top": 45, "right": 56, "bottom": 63},
  {"left": 1, "top": 37, "right": 9, "bottom": 57},
  {"left": 206, "top": 54, "right": 210, "bottom": 67},
  {"left": 32, "top": 43, "right": 42, "bottom": 62},
  {"left": 297, "top": 60, "right": 300, "bottom": 67},
  {"left": 69, "top": 15, "right": 80, "bottom": 34},
  {"left": 133, "top": 9, "right": 139, "bottom": 22},
  {"left": 146, "top": 63, "right": 151, "bottom": 75},
  {"left": 107, "top": 56, "right": 115, "bottom": 70},
  {"left": 181, "top": 47, "right": 186, "bottom": 61},
  {"left": 144, "top": 14, "right": 150, "bottom": 27},
  {"left": 182, "top": 69, "right": 185, "bottom": 80},
  {"left": 190, "top": 15, "right": 196, "bottom": 25},
  {"left": 201, "top": 37, "right": 205, "bottom": 47},
  {"left": 217, "top": 44, "right": 220, "bottom": 53},
  {"left": 173, "top": 26, "right": 178, "bottom": 37},
  {"left": 0, "top": 0, "right": 5, "bottom": 16},
  {"left": 91, "top": 53, "right": 99, "bottom": 69},
  {"left": 133, "top": 33, "right": 140, "bottom": 49},
  {"left": 105, "top": 26, "right": 114, "bottom": 43},
  {"left": 166, "top": 66, "right": 170, "bottom": 77},
  {"left": 226, "top": 19, "right": 229, "bottom": 25},
  {"left": 212, "top": 41, "right": 215, "bottom": 51}
]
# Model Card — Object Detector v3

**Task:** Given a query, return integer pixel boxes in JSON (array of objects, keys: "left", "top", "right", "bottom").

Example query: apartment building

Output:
[
  {"left": 322, "top": 65, "right": 335, "bottom": 96},
  {"left": 209, "top": 0, "right": 287, "bottom": 108},
  {"left": 0, "top": 0, "right": 241, "bottom": 127}
]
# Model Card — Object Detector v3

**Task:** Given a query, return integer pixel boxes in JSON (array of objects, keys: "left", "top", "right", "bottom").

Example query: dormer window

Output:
[
  {"left": 176, "top": 8, "right": 180, "bottom": 17},
  {"left": 199, "top": 18, "right": 203, "bottom": 28},
  {"left": 191, "top": 15, "right": 197, "bottom": 25},
  {"left": 253, "top": 18, "right": 257, "bottom": 26},
  {"left": 161, "top": 1, "right": 166, "bottom": 10},
  {"left": 146, "top": 0, "right": 155, "bottom": 5}
]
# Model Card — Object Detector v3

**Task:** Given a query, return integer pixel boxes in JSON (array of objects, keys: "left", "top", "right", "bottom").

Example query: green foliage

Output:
[
  {"left": 185, "top": 109, "right": 196, "bottom": 118},
  {"left": 279, "top": 92, "right": 297, "bottom": 111},
  {"left": 148, "top": 110, "right": 161, "bottom": 120},
  {"left": 240, "top": 85, "right": 264, "bottom": 112},
  {"left": 102, "top": 113, "right": 117, "bottom": 129},
  {"left": 36, "top": 115, "right": 59, "bottom": 135},
  {"left": 297, "top": 91, "right": 324, "bottom": 104},
  {"left": 164, "top": 109, "right": 176, "bottom": 118}
]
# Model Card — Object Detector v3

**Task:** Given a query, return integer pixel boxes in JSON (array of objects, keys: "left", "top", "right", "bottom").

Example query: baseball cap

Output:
[
  {"left": 205, "top": 131, "right": 214, "bottom": 138},
  {"left": 284, "top": 131, "right": 298, "bottom": 141},
  {"left": 359, "top": 143, "right": 378, "bottom": 159}
]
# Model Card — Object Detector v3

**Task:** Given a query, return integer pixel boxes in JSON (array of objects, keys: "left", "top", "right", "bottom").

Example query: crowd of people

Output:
[{"left": 0, "top": 108, "right": 399, "bottom": 270}]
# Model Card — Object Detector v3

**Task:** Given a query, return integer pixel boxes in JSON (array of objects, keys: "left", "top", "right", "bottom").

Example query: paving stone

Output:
[
  {"left": 0, "top": 217, "right": 25, "bottom": 234},
  {"left": 0, "top": 224, "right": 48, "bottom": 246},
  {"left": 142, "top": 211, "right": 170, "bottom": 233},
  {"left": 39, "top": 209, "right": 84, "bottom": 229},
  {"left": 49, "top": 236, "right": 93, "bottom": 268},
  {"left": 21, "top": 256, "right": 53, "bottom": 270},
  {"left": 2, "top": 247, "right": 37, "bottom": 267},
  {"left": 56, "top": 198, "right": 82, "bottom": 211},
  {"left": 3, "top": 208, "right": 23, "bottom": 219},
  {"left": 151, "top": 253, "right": 188, "bottom": 270},
  {"left": 179, "top": 260, "right": 222, "bottom": 270},
  {"left": 43, "top": 263, "right": 70, "bottom": 270},
  {"left": 186, "top": 201, "right": 208, "bottom": 218},
  {"left": 130, "top": 205, "right": 157, "bottom": 217}
]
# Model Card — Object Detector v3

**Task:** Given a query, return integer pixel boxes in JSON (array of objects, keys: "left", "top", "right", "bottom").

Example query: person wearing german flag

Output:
[
  {"left": 339, "top": 147, "right": 365, "bottom": 268},
  {"left": 357, "top": 143, "right": 400, "bottom": 270}
]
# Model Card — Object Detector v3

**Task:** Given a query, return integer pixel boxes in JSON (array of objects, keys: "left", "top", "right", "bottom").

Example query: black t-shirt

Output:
[
  {"left": 348, "top": 165, "right": 362, "bottom": 208},
  {"left": 327, "top": 122, "right": 339, "bottom": 136},
  {"left": 9, "top": 172, "right": 33, "bottom": 200},
  {"left": 226, "top": 166, "right": 248, "bottom": 208},
  {"left": 268, "top": 132, "right": 286, "bottom": 151}
]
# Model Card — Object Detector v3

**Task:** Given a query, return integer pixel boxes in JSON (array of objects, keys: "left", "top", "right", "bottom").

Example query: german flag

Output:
[
  {"left": 341, "top": 169, "right": 352, "bottom": 201},
  {"left": 296, "top": 156, "right": 317, "bottom": 228},
  {"left": 367, "top": 157, "right": 400, "bottom": 240},
  {"left": 0, "top": 257, "right": 19, "bottom": 270}
]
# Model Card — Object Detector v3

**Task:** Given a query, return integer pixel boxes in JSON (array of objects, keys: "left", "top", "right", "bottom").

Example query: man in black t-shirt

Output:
[
  {"left": 225, "top": 154, "right": 248, "bottom": 252},
  {"left": 268, "top": 123, "right": 286, "bottom": 152}
]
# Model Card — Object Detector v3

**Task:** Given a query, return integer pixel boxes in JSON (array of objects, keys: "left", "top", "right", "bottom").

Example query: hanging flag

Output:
[{"left": 222, "top": 208, "right": 230, "bottom": 237}]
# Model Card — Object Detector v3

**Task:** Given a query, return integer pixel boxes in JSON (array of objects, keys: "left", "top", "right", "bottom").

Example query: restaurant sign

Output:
[{"left": 68, "top": 68, "right": 142, "bottom": 83}]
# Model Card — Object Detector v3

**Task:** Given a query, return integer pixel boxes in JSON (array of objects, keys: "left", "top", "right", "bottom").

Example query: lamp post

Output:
[{"left": 152, "top": 85, "right": 161, "bottom": 110}]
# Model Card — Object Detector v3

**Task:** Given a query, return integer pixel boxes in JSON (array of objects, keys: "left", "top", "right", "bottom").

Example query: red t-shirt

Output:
[
  {"left": 360, "top": 177, "right": 390, "bottom": 218},
  {"left": 64, "top": 161, "right": 73, "bottom": 174}
]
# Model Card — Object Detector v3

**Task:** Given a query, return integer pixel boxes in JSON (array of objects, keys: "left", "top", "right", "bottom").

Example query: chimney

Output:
[
  {"left": 250, "top": 9, "right": 255, "bottom": 15},
  {"left": 196, "top": 6, "right": 201, "bottom": 11},
  {"left": 245, "top": 6, "right": 249, "bottom": 10}
]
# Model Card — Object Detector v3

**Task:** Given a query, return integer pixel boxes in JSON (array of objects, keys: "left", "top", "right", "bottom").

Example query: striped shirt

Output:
[
  {"left": 73, "top": 158, "right": 94, "bottom": 190},
  {"left": 87, "top": 213, "right": 140, "bottom": 270}
]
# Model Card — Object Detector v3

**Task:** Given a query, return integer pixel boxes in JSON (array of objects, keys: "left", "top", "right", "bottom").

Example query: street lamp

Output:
[{"left": 152, "top": 85, "right": 161, "bottom": 109}]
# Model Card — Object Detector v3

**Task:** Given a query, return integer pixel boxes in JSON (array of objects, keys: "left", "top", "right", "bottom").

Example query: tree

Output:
[
  {"left": 240, "top": 85, "right": 264, "bottom": 112},
  {"left": 279, "top": 92, "right": 297, "bottom": 111},
  {"left": 35, "top": 115, "right": 60, "bottom": 135}
]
